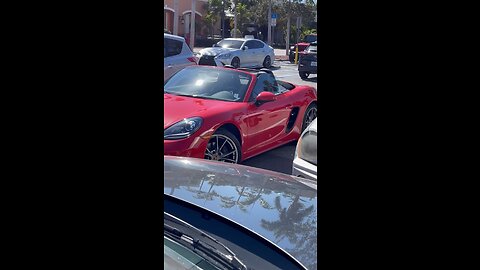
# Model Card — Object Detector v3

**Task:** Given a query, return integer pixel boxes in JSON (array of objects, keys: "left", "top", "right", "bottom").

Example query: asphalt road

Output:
[
  {"left": 270, "top": 61, "right": 317, "bottom": 89},
  {"left": 241, "top": 141, "right": 298, "bottom": 175}
]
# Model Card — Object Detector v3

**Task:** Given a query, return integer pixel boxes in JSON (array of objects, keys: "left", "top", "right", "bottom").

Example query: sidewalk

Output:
[{"left": 193, "top": 47, "right": 290, "bottom": 61}]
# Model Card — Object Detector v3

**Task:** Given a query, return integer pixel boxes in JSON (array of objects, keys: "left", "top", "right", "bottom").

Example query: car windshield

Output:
[
  {"left": 304, "top": 35, "right": 317, "bottom": 43},
  {"left": 164, "top": 236, "right": 209, "bottom": 270},
  {"left": 214, "top": 39, "right": 244, "bottom": 49},
  {"left": 164, "top": 211, "right": 247, "bottom": 270},
  {"left": 164, "top": 67, "right": 252, "bottom": 102}
]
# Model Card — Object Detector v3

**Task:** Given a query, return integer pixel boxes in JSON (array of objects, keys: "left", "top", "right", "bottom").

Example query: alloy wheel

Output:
[
  {"left": 305, "top": 107, "right": 317, "bottom": 127},
  {"left": 205, "top": 134, "right": 239, "bottom": 163}
]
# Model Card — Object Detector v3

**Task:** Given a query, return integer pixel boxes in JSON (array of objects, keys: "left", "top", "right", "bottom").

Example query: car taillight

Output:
[{"left": 187, "top": 57, "right": 197, "bottom": 63}]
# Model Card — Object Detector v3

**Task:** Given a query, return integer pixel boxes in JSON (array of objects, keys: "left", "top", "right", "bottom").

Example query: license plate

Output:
[{"left": 311, "top": 61, "right": 317, "bottom": 66}]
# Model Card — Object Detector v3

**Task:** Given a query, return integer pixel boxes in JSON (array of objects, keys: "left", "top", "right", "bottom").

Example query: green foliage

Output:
[{"left": 231, "top": 28, "right": 242, "bottom": 38}]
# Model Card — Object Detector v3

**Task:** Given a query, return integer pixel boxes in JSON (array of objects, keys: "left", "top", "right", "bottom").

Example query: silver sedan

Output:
[{"left": 197, "top": 38, "right": 275, "bottom": 68}]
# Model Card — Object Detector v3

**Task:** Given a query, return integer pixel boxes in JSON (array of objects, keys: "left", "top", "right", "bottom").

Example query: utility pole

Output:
[
  {"left": 233, "top": 0, "right": 237, "bottom": 38},
  {"left": 173, "top": 0, "right": 179, "bottom": 35},
  {"left": 286, "top": 0, "right": 291, "bottom": 56},
  {"left": 190, "top": 0, "right": 196, "bottom": 49},
  {"left": 267, "top": 0, "right": 272, "bottom": 45},
  {"left": 221, "top": 1, "right": 225, "bottom": 38}
]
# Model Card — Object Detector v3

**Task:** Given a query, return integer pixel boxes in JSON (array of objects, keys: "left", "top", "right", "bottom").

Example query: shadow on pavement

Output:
[
  {"left": 240, "top": 141, "right": 297, "bottom": 175},
  {"left": 302, "top": 77, "right": 317, "bottom": 82}
]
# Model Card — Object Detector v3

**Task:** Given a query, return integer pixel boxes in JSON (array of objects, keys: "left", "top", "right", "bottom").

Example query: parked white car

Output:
[
  {"left": 164, "top": 33, "right": 197, "bottom": 82},
  {"left": 197, "top": 38, "right": 275, "bottom": 68},
  {"left": 292, "top": 117, "right": 317, "bottom": 180}
]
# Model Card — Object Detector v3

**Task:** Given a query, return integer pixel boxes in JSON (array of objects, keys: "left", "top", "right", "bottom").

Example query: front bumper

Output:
[
  {"left": 292, "top": 157, "right": 317, "bottom": 181},
  {"left": 198, "top": 55, "right": 232, "bottom": 67},
  {"left": 164, "top": 135, "right": 210, "bottom": 159}
]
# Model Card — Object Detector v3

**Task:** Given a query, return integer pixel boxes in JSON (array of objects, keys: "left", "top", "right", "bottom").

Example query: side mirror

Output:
[
  {"left": 255, "top": 91, "right": 275, "bottom": 105},
  {"left": 242, "top": 46, "right": 248, "bottom": 50}
]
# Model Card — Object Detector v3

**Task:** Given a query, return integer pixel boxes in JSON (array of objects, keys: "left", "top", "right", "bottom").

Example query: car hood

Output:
[
  {"left": 163, "top": 156, "right": 318, "bottom": 270},
  {"left": 164, "top": 93, "right": 231, "bottom": 128},
  {"left": 199, "top": 47, "right": 238, "bottom": 56}
]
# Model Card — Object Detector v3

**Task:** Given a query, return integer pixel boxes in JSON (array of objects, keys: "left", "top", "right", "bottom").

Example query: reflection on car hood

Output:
[
  {"left": 164, "top": 156, "right": 318, "bottom": 270},
  {"left": 199, "top": 47, "right": 237, "bottom": 56}
]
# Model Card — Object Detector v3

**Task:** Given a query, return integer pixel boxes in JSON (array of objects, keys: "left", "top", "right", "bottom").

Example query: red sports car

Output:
[{"left": 164, "top": 65, "right": 317, "bottom": 163}]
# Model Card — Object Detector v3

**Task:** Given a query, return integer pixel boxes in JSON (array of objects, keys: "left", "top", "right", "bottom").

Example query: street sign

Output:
[
  {"left": 271, "top": 18, "right": 276, "bottom": 26},
  {"left": 272, "top": 13, "right": 277, "bottom": 19}
]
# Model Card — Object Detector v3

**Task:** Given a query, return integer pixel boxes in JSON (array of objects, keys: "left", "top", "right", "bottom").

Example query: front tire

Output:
[
  {"left": 204, "top": 129, "right": 241, "bottom": 163},
  {"left": 299, "top": 71, "right": 309, "bottom": 80},
  {"left": 302, "top": 103, "right": 317, "bottom": 131}
]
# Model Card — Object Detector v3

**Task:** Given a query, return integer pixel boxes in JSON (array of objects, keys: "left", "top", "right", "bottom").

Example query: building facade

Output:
[{"left": 164, "top": 0, "right": 211, "bottom": 39}]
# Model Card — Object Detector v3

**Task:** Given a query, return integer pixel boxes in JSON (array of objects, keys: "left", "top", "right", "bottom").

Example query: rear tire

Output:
[
  {"left": 299, "top": 71, "right": 309, "bottom": 80},
  {"left": 263, "top": 55, "right": 272, "bottom": 68},
  {"left": 289, "top": 53, "right": 295, "bottom": 63},
  {"left": 231, "top": 57, "right": 240, "bottom": 68}
]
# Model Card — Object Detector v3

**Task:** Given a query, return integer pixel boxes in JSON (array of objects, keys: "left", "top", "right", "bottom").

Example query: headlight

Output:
[
  {"left": 296, "top": 130, "right": 317, "bottom": 165},
  {"left": 216, "top": 53, "right": 232, "bottom": 59},
  {"left": 290, "top": 46, "right": 295, "bottom": 50},
  {"left": 164, "top": 117, "right": 203, "bottom": 140}
]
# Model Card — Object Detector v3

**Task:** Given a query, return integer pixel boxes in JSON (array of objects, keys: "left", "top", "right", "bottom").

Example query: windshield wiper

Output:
[{"left": 164, "top": 212, "right": 247, "bottom": 270}]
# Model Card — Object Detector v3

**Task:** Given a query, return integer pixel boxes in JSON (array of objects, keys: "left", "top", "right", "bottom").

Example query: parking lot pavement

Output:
[
  {"left": 271, "top": 61, "right": 317, "bottom": 89},
  {"left": 241, "top": 141, "right": 297, "bottom": 175}
]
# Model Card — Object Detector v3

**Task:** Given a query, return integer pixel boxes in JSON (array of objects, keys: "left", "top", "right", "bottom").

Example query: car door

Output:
[
  {"left": 240, "top": 40, "right": 255, "bottom": 67},
  {"left": 252, "top": 40, "right": 267, "bottom": 66},
  {"left": 245, "top": 40, "right": 263, "bottom": 67},
  {"left": 243, "top": 74, "right": 291, "bottom": 156},
  {"left": 164, "top": 37, "right": 187, "bottom": 81}
]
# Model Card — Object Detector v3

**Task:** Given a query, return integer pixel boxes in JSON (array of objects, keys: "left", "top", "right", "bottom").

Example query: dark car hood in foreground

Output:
[{"left": 164, "top": 156, "right": 318, "bottom": 270}]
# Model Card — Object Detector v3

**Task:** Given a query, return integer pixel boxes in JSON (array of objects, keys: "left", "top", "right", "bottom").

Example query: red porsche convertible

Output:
[{"left": 164, "top": 65, "right": 317, "bottom": 163}]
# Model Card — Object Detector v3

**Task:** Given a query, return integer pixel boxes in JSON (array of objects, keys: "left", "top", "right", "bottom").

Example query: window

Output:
[
  {"left": 249, "top": 73, "right": 279, "bottom": 101},
  {"left": 244, "top": 40, "right": 255, "bottom": 49},
  {"left": 164, "top": 38, "right": 183, "bottom": 58},
  {"left": 251, "top": 40, "right": 264, "bottom": 49}
]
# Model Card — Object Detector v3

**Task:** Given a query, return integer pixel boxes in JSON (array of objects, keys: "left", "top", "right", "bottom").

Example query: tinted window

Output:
[
  {"left": 304, "top": 35, "right": 317, "bottom": 43},
  {"left": 249, "top": 73, "right": 279, "bottom": 101},
  {"left": 165, "top": 38, "right": 183, "bottom": 58},
  {"left": 252, "top": 40, "right": 264, "bottom": 49},
  {"left": 244, "top": 40, "right": 256, "bottom": 49}
]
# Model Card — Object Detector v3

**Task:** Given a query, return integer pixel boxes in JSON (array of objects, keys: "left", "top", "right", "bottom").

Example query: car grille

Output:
[{"left": 198, "top": 55, "right": 217, "bottom": 66}]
